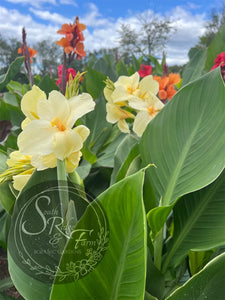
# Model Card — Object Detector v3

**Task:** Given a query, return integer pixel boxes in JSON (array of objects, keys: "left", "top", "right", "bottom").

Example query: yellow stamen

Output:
[
  {"left": 30, "top": 111, "right": 39, "bottom": 119},
  {"left": 148, "top": 106, "right": 161, "bottom": 117},
  {"left": 51, "top": 117, "right": 66, "bottom": 131}
]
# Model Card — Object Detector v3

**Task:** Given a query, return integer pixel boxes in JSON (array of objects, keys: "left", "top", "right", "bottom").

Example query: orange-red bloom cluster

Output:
[
  {"left": 56, "top": 17, "right": 86, "bottom": 60},
  {"left": 18, "top": 46, "right": 38, "bottom": 63},
  {"left": 153, "top": 73, "right": 181, "bottom": 102}
]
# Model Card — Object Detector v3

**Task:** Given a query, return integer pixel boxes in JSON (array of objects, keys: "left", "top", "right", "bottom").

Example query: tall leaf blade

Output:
[
  {"left": 50, "top": 170, "right": 147, "bottom": 300},
  {"left": 140, "top": 68, "right": 225, "bottom": 208},
  {"left": 162, "top": 169, "right": 225, "bottom": 272},
  {"left": 166, "top": 252, "right": 225, "bottom": 300}
]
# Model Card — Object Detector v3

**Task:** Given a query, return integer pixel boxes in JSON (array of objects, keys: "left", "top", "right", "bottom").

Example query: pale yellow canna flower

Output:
[
  {"left": 104, "top": 84, "right": 134, "bottom": 133},
  {"left": 129, "top": 94, "right": 164, "bottom": 137},
  {"left": 0, "top": 151, "right": 35, "bottom": 191},
  {"left": 18, "top": 86, "right": 95, "bottom": 172},
  {"left": 110, "top": 72, "right": 159, "bottom": 103},
  {"left": 21, "top": 85, "right": 46, "bottom": 129}
]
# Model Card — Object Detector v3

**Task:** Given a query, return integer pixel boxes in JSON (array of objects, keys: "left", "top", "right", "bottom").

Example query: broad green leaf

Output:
[
  {"left": 110, "top": 134, "right": 138, "bottom": 184},
  {"left": 140, "top": 68, "right": 225, "bottom": 236},
  {"left": 93, "top": 55, "right": 117, "bottom": 81},
  {"left": 145, "top": 292, "right": 158, "bottom": 300},
  {"left": 38, "top": 74, "right": 59, "bottom": 96},
  {"left": 0, "top": 210, "right": 11, "bottom": 248},
  {"left": 93, "top": 133, "right": 125, "bottom": 168},
  {"left": 148, "top": 55, "right": 163, "bottom": 76},
  {"left": 0, "top": 151, "right": 15, "bottom": 214},
  {"left": 0, "top": 100, "right": 24, "bottom": 127},
  {"left": 205, "top": 24, "right": 225, "bottom": 72},
  {"left": 51, "top": 170, "right": 147, "bottom": 300},
  {"left": 116, "top": 143, "right": 142, "bottom": 183},
  {"left": 116, "top": 60, "right": 129, "bottom": 76},
  {"left": 0, "top": 277, "right": 14, "bottom": 292},
  {"left": 165, "top": 252, "right": 225, "bottom": 300},
  {"left": 0, "top": 57, "right": 25, "bottom": 92},
  {"left": 188, "top": 250, "right": 214, "bottom": 275},
  {"left": 162, "top": 169, "right": 225, "bottom": 272},
  {"left": 85, "top": 67, "right": 106, "bottom": 99},
  {"left": 182, "top": 47, "right": 207, "bottom": 86},
  {"left": 0, "top": 292, "right": 19, "bottom": 300},
  {"left": 7, "top": 168, "right": 59, "bottom": 300}
]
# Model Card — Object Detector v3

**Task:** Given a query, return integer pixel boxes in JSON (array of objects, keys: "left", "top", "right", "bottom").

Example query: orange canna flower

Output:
[
  {"left": 18, "top": 46, "right": 38, "bottom": 63},
  {"left": 56, "top": 16, "right": 86, "bottom": 59},
  {"left": 153, "top": 73, "right": 181, "bottom": 102}
]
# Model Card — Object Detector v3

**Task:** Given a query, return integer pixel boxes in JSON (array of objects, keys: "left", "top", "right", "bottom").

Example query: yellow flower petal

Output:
[
  {"left": 65, "top": 151, "right": 82, "bottom": 173},
  {"left": 118, "top": 119, "right": 130, "bottom": 133},
  {"left": 52, "top": 129, "right": 83, "bottom": 160},
  {"left": 73, "top": 125, "right": 90, "bottom": 143},
  {"left": 133, "top": 111, "right": 152, "bottom": 137},
  {"left": 67, "top": 93, "right": 95, "bottom": 128},
  {"left": 13, "top": 173, "right": 32, "bottom": 191},
  {"left": 18, "top": 120, "right": 57, "bottom": 155},
  {"left": 139, "top": 75, "right": 159, "bottom": 96},
  {"left": 21, "top": 85, "right": 46, "bottom": 121}
]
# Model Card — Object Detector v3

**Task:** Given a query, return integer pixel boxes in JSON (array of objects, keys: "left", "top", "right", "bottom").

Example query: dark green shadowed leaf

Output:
[{"left": 50, "top": 170, "right": 147, "bottom": 300}]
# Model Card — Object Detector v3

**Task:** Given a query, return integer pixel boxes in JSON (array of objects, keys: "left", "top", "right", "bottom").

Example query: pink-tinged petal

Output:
[
  {"left": 52, "top": 129, "right": 83, "bottom": 160},
  {"left": 133, "top": 111, "right": 152, "bottom": 137},
  {"left": 38, "top": 91, "right": 70, "bottom": 124},
  {"left": 18, "top": 120, "right": 57, "bottom": 155},
  {"left": 21, "top": 85, "right": 46, "bottom": 120},
  {"left": 73, "top": 125, "right": 90, "bottom": 142},
  {"left": 67, "top": 93, "right": 95, "bottom": 127}
]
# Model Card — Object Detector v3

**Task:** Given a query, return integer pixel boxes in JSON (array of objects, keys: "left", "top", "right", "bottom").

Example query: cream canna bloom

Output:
[
  {"left": 111, "top": 72, "right": 159, "bottom": 103},
  {"left": 0, "top": 151, "right": 35, "bottom": 191},
  {"left": 18, "top": 86, "right": 95, "bottom": 172},
  {"left": 104, "top": 83, "right": 134, "bottom": 133},
  {"left": 129, "top": 94, "right": 164, "bottom": 137}
]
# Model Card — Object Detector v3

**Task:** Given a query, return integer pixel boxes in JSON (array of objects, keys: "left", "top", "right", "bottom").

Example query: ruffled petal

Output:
[
  {"left": 21, "top": 85, "right": 46, "bottom": 120},
  {"left": 73, "top": 125, "right": 90, "bottom": 142},
  {"left": 118, "top": 119, "right": 130, "bottom": 133},
  {"left": 38, "top": 91, "right": 70, "bottom": 124},
  {"left": 52, "top": 129, "right": 83, "bottom": 160},
  {"left": 18, "top": 120, "right": 57, "bottom": 155},
  {"left": 67, "top": 93, "right": 95, "bottom": 128},
  {"left": 65, "top": 151, "right": 82, "bottom": 173},
  {"left": 133, "top": 111, "right": 152, "bottom": 137},
  {"left": 139, "top": 75, "right": 159, "bottom": 95},
  {"left": 115, "top": 72, "right": 139, "bottom": 90}
]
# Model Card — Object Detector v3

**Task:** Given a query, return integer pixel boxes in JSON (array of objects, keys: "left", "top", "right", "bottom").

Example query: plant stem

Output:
[
  {"left": 57, "top": 159, "right": 69, "bottom": 219},
  {"left": 154, "top": 226, "right": 164, "bottom": 270},
  {"left": 62, "top": 52, "right": 67, "bottom": 95}
]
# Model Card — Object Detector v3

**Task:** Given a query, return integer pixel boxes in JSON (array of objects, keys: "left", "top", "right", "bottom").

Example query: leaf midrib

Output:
[
  {"left": 162, "top": 176, "right": 222, "bottom": 273},
  {"left": 163, "top": 115, "right": 203, "bottom": 206}
]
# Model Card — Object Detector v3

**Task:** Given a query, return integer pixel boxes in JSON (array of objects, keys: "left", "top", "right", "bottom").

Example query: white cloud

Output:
[
  {"left": 5, "top": 0, "right": 56, "bottom": 8},
  {"left": 29, "top": 8, "right": 70, "bottom": 24},
  {"left": 0, "top": 4, "right": 207, "bottom": 65}
]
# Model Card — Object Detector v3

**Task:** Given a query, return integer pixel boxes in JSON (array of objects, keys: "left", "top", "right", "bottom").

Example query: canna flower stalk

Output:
[
  {"left": 18, "top": 27, "right": 37, "bottom": 87},
  {"left": 56, "top": 16, "right": 86, "bottom": 95}
]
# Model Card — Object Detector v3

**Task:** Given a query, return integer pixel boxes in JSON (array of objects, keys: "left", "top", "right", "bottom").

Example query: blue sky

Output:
[{"left": 0, "top": 0, "right": 222, "bottom": 65}]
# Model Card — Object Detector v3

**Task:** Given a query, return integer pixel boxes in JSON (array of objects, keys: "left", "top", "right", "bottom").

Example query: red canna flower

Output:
[
  {"left": 138, "top": 64, "right": 153, "bottom": 77},
  {"left": 56, "top": 64, "right": 76, "bottom": 89}
]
